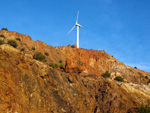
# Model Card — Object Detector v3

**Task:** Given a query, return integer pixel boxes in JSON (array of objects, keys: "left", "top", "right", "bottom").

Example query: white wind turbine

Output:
[{"left": 68, "top": 11, "right": 83, "bottom": 48}]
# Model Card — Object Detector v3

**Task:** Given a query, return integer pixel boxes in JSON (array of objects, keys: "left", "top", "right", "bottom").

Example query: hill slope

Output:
[{"left": 0, "top": 30, "right": 150, "bottom": 113}]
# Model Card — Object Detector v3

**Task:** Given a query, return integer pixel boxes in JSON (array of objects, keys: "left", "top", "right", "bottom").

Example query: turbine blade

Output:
[
  {"left": 67, "top": 25, "right": 76, "bottom": 35},
  {"left": 76, "top": 11, "right": 79, "bottom": 24}
]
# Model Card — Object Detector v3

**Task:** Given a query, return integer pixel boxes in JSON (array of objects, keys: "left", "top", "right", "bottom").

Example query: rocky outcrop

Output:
[
  {"left": 1, "top": 30, "right": 150, "bottom": 84},
  {"left": 0, "top": 45, "right": 140, "bottom": 113},
  {"left": 0, "top": 30, "right": 150, "bottom": 112}
]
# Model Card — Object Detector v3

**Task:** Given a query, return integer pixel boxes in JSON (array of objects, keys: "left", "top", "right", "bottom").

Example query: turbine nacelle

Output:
[{"left": 75, "top": 23, "right": 83, "bottom": 27}]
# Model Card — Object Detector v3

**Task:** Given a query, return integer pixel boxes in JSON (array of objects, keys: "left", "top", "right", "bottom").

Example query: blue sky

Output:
[{"left": 0, "top": 0, "right": 150, "bottom": 72}]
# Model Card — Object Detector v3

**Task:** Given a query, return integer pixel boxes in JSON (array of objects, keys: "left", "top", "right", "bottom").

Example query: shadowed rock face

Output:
[{"left": 0, "top": 30, "right": 150, "bottom": 113}]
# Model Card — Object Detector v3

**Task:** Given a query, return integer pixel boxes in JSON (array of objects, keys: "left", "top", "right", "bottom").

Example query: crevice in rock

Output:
[
  {"left": 67, "top": 77, "right": 73, "bottom": 83},
  {"left": 94, "top": 106, "right": 98, "bottom": 113}
]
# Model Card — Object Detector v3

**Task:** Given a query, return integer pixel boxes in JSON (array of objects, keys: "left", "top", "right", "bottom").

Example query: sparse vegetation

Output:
[
  {"left": 145, "top": 76, "right": 149, "bottom": 79},
  {"left": 0, "top": 40, "right": 4, "bottom": 45},
  {"left": 134, "top": 67, "right": 137, "bottom": 69},
  {"left": 114, "top": 76, "right": 124, "bottom": 82},
  {"left": 33, "top": 52, "right": 46, "bottom": 62},
  {"left": 0, "top": 34, "right": 5, "bottom": 38},
  {"left": 21, "top": 48, "right": 25, "bottom": 51},
  {"left": 59, "top": 60, "right": 62, "bottom": 63},
  {"left": 71, "top": 45, "right": 75, "bottom": 48},
  {"left": 49, "top": 63, "right": 59, "bottom": 68},
  {"left": 59, "top": 64, "right": 65, "bottom": 69},
  {"left": 101, "top": 71, "right": 110, "bottom": 78},
  {"left": 7, "top": 40, "right": 18, "bottom": 48},
  {"left": 139, "top": 100, "right": 150, "bottom": 113},
  {"left": 32, "top": 47, "right": 35, "bottom": 50},
  {"left": 49, "top": 63, "right": 65, "bottom": 69},
  {"left": 16, "top": 38, "right": 21, "bottom": 41},
  {"left": 1, "top": 28, "right": 8, "bottom": 31},
  {"left": 45, "top": 52, "right": 49, "bottom": 56}
]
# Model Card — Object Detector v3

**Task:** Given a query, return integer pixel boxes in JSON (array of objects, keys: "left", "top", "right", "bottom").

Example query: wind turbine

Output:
[{"left": 68, "top": 11, "right": 83, "bottom": 48}]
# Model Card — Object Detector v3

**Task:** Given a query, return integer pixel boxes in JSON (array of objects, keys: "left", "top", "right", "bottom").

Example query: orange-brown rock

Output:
[
  {"left": 0, "top": 30, "right": 150, "bottom": 113},
  {"left": 0, "top": 46, "right": 140, "bottom": 112}
]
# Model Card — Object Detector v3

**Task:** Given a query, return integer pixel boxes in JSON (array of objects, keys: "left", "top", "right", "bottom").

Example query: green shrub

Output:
[
  {"left": 49, "top": 63, "right": 53, "bottom": 67},
  {"left": 1, "top": 28, "right": 8, "bottom": 31},
  {"left": 59, "top": 64, "right": 65, "bottom": 69},
  {"left": 145, "top": 76, "right": 149, "bottom": 79},
  {"left": 21, "top": 48, "right": 25, "bottom": 51},
  {"left": 44, "top": 52, "right": 49, "bottom": 56},
  {"left": 49, "top": 63, "right": 59, "bottom": 68},
  {"left": 7, "top": 40, "right": 18, "bottom": 48},
  {"left": 0, "top": 34, "right": 5, "bottom": 38},
  {"left": 49, "top": 63, "right": 65, "bottom": 69},
  {"left": 59, "top": 60, "right": 62, "bottom": 63},
  {"left": 43, "top": 59, "right": 47, "bottom": 62},
  {"left": 71, "top": 45, "right": 75, "bottom": 48},
  {"left": 16, "top": 38, "right": 21, "bottom": 41},
  {"left": 32, "top": 47, "right": 35, "bottom": 50},
  {"left": 101, "top": 71, "right": 110, "bottom": 78},
  {"left": 139, "top": 101, "right": 150, "bottom": 113},
  {"left": 0, "top": 40, "right": 4, "bottom": 45},
  {"left": 33, "top": 52, "right": 46, "bottom": 62},
  {"left": 114, "top": 76, "right": 124, "bottom": 82},
  {"left": 134, "top": 67, "right": 137, "bottom": 69}
]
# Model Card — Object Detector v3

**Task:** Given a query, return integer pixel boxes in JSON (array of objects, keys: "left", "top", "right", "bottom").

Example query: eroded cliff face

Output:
[
  {"left": 64, "top": 48, "right": 150, "bottom": 84},
  {"left": 1, "top": 30, "right": 149, "bottom": 84},
  {"left": 0, "top": 45, "right": 140, "bottom": 113},
  {"left": 0, "top": 30, "right": 150, "bottom": 113}
]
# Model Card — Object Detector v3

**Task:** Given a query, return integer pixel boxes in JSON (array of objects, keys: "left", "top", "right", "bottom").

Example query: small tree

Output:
[
  {"left": 1, "top": 28, "right": 8, "bottom": 31},
  {"left": 33, "top": 52, "right": 46, "bottom": 62},
  {"left": 101, "top": 71, "right": 110, "bottom": 78},
  {"left": 7, "top": 40, "right": 18, "bottom": 48},
  {"left": 0, "top": 40, "right": 4, "bottom": 45},
  {"left": 114, "top": 76, "right": 124, "bottom": 82}
]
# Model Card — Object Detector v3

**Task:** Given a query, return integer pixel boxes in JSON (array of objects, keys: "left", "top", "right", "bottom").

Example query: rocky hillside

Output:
[{"left": 0, "top": 30, "right": 150, "bottom": 113}]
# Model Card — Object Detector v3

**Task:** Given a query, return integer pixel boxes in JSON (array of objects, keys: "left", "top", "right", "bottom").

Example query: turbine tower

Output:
[{"left": 68, "top": 11, "right": 83, "bottom": 48}]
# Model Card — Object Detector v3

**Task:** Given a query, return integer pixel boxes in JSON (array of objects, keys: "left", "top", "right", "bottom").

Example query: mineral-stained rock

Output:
[
  {"left": 0, "top": 30, "right": 150, "bottom": 113},
  {"left": 0, "top": 45, "right": 140, "bottom": 113}
]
